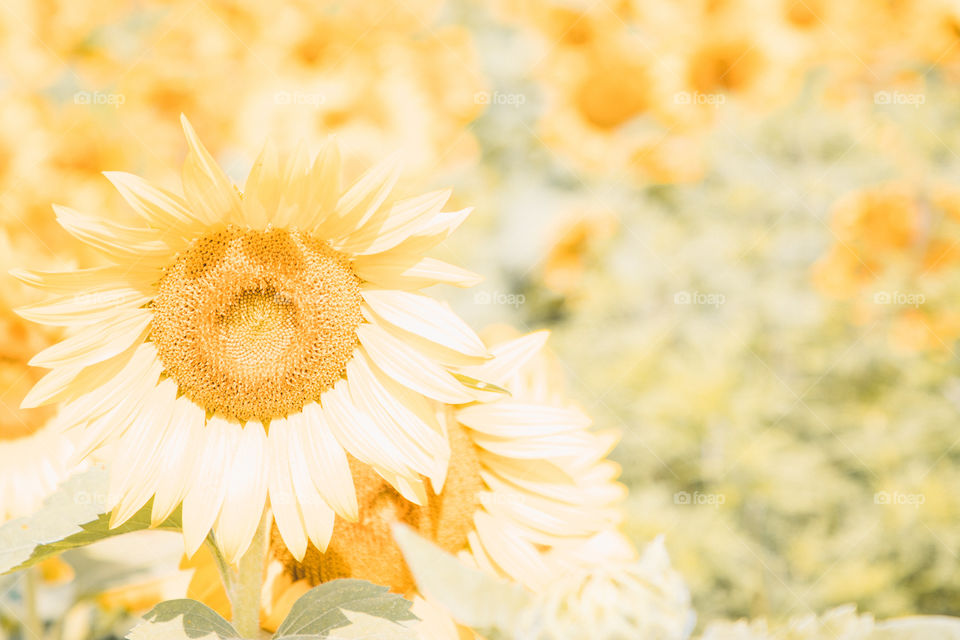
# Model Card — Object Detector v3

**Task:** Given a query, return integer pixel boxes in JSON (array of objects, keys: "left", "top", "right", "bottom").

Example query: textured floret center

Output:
[{"left": 151, "top": 226, "right": 363, "bottom": 422}]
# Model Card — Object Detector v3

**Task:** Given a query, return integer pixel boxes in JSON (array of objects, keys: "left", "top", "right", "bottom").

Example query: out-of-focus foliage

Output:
[
  {"left": 442, "top": 0, "right": 960, "bottom": 629},
  {"left": 2, "top": 0, "right": 960, "bottom": 635}
]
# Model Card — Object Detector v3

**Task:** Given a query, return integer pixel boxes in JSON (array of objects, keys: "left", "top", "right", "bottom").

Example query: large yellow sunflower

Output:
[
  {"left": 257, "top": 330, "right": 628, "bottom": 635},
  {"left": 17, "top": 116, "right": 490, "bottom": 563}
]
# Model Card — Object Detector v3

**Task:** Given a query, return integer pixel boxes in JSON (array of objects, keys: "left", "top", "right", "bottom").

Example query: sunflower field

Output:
[{"left": 0, "top": 1, "right": 959, "bottom": 639}]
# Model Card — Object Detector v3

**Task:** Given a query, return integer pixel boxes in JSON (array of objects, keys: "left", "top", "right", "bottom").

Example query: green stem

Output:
[
  {"left": 228, "top": 510, "right": 268, "bottom": 639},
  {"left": 206, "top": 536, "right": 233, "bottom": 600},
  {"left": 23, "top": 566, "right": 42, "bottom": 640}
]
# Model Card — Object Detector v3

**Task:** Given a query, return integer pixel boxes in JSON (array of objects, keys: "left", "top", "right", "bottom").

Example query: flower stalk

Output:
[{"left": 228, "top": 509, "right": 268, "bottom": 638}]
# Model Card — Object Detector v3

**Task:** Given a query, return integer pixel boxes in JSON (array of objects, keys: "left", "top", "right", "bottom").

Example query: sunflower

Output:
[
  {"left": 514, "top": 534, "right": 692, "bottom": 640},
  {"left": 260, "top": 330, "right": 628, "bottom": 634},
  {"left": 18, "top": 116, "right": 491, "bottom": 563},
  {"left": 534, "top": 19, "right": 708, "bottom": 184}
]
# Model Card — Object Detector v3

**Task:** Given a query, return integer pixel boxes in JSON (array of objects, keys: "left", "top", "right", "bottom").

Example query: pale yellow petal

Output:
[
  {"left": 320, "top": 382, "right": 415, "bottom": 477},
  {"left": 104, "top": 171, "right": 205, "bottom": 235},
  {"left": 152, "top": 396, "right": 206, "bottom": 525},
  {"left": 215, "top": 422, "right": 269, "bottom": 564},
  {"left": 241, "top": 140, "right": 281, "bottom": 229},
  {"left": 345, "top": 350, "right": 447, "bottom": 479},
  {"left": 352, "top": 254, "right": 482, "bottom": 290},
  {"left": 363, "top": 207, "right": 472, "bottom": 258},
  {"left": 180, "top": 114, "right": 242, "bottom": 225},
  {"left": 284, "top": 413, "right": 336, "bottom": 551},
  {"left": 273, "top": 142, "right": 310, "bottom": 228},
  {"left": 334, "top": 189, "right": 451, "bottom": 254},
  {"left": 457, "top": 402, "right": 591, "bottom": 438},
  {"left": 362, "top": 289, "right": 488, "bottom": 359},
  {"left": 267, "top": 417, "right": 308, "bottom": 560},
  {"left": 53, "top": 343, "right": 161, "bottom": 429},
  {"left": 17, "top": 286, "right": 151, "bottom": 326},
  {"left": 29, "top": 309, "right": 151, "bottom": 369},
  {"left": 182, "top": 416, "right": 238, "bottom": 556},
  {"left": 297, "top": 402, "right": 359, "bottom": 521},
  {"left": 355, "top": 324, "right": 475, "bottom": 404},
  {"left": 301, "top": 138, "right": 342, "bottom": 231},
  {"left": 458, "top": 331, "right": 550, "bottom": 388},
  {"left": 320, "top": 154, "right": 401, "bottom": 239},
  {"left": 54, "top": 205, "right": 176, "bottom": 263},
  {"left": 11, "top": 265, "right": 158, "bottom": 294},
  {"left": 109, "top": 378, "right": 178, "bottom": 527}
]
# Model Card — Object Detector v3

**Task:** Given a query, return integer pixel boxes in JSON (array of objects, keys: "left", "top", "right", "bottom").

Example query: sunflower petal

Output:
[
  {"left": 108, "top": 378, "right": 178, "bottom": 527},
  {"left": 364, "top": 207, "right": 472, "bottom": 257},
  {"left": 321, "top": 154, "right": 401, "bottom": 238},
  {"left": 472, "top": 511, "right": 551, "bottom": 590},
  {"left": 182, "top": 416, "right": 239, "bottom": 556},
  {"left": 22, "top": 337, "right": 143, "bottom": 409},
  {"left": 469, "top": 430, "right": 595, "bottom": 460},
  {"left": 335, "top": 189, "right": 451, "bottom": 254},
  {"left": 355, "top": 324, "right": 476, "bottom": 404},
  {"left": 54, "top": 206, "right": 175, "bottom": 263},
  {"left": 104, "top": 171, "right": 204, "bottom": 235},
  {"left": 301, "top": 138, "right": 342, "bottom": 231},
  {"left": 54, "top": 343, "right": 161, "bottom": 430},
  {"left": 285, "top": 412, "right": 336, "bottom": 552},
  {"left": 215, "top": 422, "right": 269, "bottom": 563},
  {"left": 273, "top": 142, "right": 310, "bottom": 228},
  {"left": 362, "top": 289, "right": 488, "bottom": 359},
  {"left": 180, "top": 115, "right": 242, "bottom": 225},
  {"left": 345, "top": 350, "right": 448, "bottom": 479},
  {"left": 457, "top": 402, "right": 591, "bottom": 438},
  {"left": 320, "top": 382, "right": 415, "bottom": 477},
  {"left": 10, "top": 265, "right": 158, "bottom": 294},
  {"left": 352, "top": 254, "right": 482, "bottom": 290},
  {"left": 242, "top": 140, "right": 281, "bottom": 229},
  {"left": 268, "top": 417, "right": 308, "bottom": 560},
  {"left": 298, "top": 402, "right": 358, "bottom": 521},
  {"left": 17, "top": 286, "right": 151, "bottom": 326},
  {"left": 29, "top": 310, "right": 151, "bottom": 369},
  {"left": 458, "top": 331, "right": 550, "bottom": 388},
  {"left": 152, "top": 397, "right": 206, "bottom": 526}
]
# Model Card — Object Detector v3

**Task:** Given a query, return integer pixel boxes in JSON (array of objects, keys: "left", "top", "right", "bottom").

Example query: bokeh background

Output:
[{"left": 2, "top": 0, "right": 960, "bottom": 630}]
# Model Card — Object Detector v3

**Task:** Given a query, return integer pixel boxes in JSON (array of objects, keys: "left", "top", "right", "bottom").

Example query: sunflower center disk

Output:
[{"left": 151, "top": 226, "right": 363, "bottom": 422}]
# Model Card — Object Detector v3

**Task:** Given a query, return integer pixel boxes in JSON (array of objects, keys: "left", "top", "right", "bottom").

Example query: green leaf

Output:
[
  {"left": 392, "top": 523, "right": 530, "bottom": 637},
  {"left": 273, "top": 579, "right": 417, "bottom": 638},
  {"left": 128, "top": 599, "right": 239, "bottom": 640},
  {"left": 322, "top": 611, "right": 418, "bottom": 640},
  {"left": 0, "top": 467, "right": 181, "bottom": 575}
]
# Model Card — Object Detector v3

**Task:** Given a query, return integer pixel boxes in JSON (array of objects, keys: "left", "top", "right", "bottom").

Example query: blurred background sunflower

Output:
[{"left": 2, "top": 0, "right": 960, "bottom": 635}]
